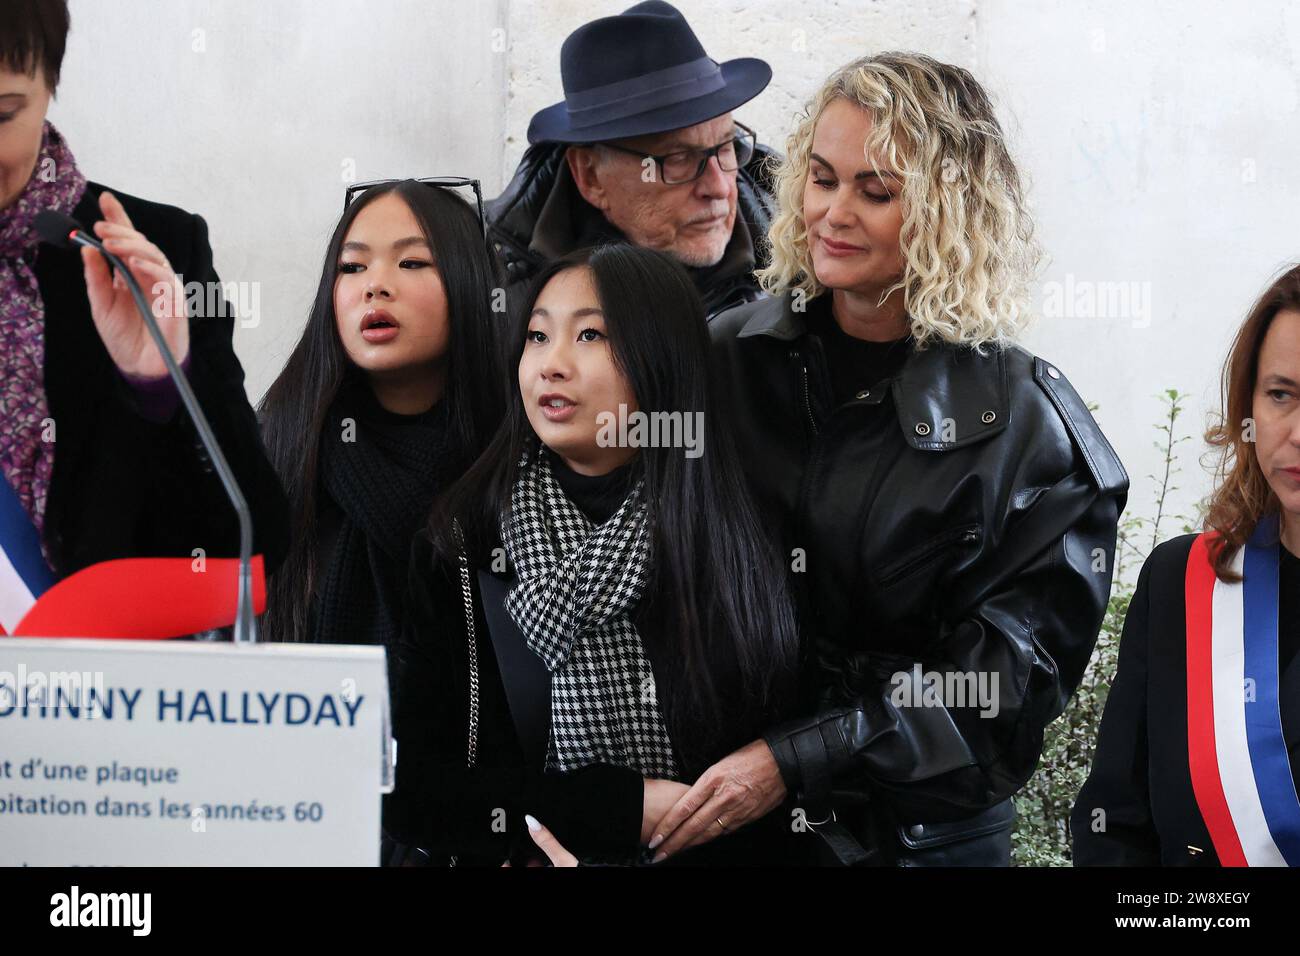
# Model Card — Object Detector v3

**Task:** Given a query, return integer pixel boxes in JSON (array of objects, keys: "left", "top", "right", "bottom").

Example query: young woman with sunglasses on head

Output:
[
  {"left": 381, "top": 243, "right": 815, "bottom": 865},
  {"left": 258, "top": 179, "right": 503, "bottom": 646}
]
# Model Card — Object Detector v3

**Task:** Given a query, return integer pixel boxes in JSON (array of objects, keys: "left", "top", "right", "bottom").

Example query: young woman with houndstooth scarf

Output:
[{"left": 385, "top": 243, "right": 817, "bottom": 865}]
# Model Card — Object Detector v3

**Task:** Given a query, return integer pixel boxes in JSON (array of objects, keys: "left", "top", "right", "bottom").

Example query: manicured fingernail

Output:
[
  {"left": 524, "top": 814, "right": 542, "bottom": 832},
  {"left": 652, "top": 851, "right": 667, "bottom": 863},
  {"left": 647, "top": 834, "right": 663, "bottom": 850}
]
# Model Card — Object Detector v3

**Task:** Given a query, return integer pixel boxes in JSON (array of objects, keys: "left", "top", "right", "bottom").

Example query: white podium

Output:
[{"left": 0, "top": 638, "right": 391, "bottom": 866}]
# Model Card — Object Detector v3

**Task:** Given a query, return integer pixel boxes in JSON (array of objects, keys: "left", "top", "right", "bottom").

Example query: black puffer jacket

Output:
[
  {"left": 709, "top": 291, "right": 1130, "bottom": 865},
  {"left": 485, "top": 141, "right": 780, "bottom": 319}
]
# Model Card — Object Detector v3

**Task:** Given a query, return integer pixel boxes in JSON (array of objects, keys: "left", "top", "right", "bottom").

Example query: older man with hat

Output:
[{"left": 486, "top": 1, "right": 779, "bottom": 320}]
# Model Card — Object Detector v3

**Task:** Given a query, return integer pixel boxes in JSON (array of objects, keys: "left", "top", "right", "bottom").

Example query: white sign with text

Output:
[{"left": 0, "top": 638, "right": 391, "bottom": 866}]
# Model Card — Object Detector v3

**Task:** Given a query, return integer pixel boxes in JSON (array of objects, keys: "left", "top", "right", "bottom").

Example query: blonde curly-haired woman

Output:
[{"left": 645, "top": 53, "right": 1130, "bottom": 866}]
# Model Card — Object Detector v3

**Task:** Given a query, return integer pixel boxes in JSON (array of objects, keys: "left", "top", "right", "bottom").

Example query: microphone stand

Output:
[{"left": 65, "top": 228, "right": 257, "bottom": 643}]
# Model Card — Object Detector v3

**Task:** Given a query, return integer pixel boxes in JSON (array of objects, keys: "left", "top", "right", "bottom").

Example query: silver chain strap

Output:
[
  {"left": 449, "top": 519, "right": 480, "bottom": 868},
  {"left": 456, "top": 528, "right": 481, "bottom": 770}
]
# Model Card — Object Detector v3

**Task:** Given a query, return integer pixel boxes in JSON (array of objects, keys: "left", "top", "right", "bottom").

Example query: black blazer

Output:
[
  {"left": 1072, "top": 533, "right": 1300, "bottom": 865},
  {"left": 30, "top": 182, "right": 288, "bottom": 577}
]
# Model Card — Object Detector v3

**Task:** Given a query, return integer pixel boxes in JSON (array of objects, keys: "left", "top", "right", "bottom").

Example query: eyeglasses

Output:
[
  {"left": 343, "top": 176, "right": 487, "bottom": 237},
  {"left": 597, "top": 122, "right": 757, "bottom": 186}
]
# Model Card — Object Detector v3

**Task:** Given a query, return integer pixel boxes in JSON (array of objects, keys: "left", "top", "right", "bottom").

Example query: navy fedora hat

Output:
[{"left": 526, "top": 0, "right": 772, "bottom": 145}]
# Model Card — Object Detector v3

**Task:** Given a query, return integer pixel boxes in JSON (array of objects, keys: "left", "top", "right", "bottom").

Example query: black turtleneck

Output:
[
  {"left": 809, "top": 296, "right": 912, "bottom": 407},
  {"left": 546, "top": 449, "right": 638, "bottom": 524}
]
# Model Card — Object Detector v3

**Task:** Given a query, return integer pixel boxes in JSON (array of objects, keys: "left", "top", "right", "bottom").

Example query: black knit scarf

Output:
[{"left": 314, "top": 378, "right": 451, "bottom": 645}]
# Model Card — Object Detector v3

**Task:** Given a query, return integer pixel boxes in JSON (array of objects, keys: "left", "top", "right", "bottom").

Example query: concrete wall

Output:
[
  {"left": 48, "top": 0, "right": 1300, "bottom": 537},
  {"left": 50, "top": 0, "right": 509, "bottom": 406}
]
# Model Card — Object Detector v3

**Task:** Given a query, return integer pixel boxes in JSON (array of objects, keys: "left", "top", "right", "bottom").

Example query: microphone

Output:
[{"left": 35, "top": 209, "right": 258, "bottom": 644}]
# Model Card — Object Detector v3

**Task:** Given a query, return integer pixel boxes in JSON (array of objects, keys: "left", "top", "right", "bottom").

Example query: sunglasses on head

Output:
[{"left": 343, "top": 176, "right": 487, "bottom": 238}]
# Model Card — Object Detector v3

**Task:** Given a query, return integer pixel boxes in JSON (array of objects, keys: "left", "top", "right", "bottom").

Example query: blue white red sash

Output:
[
  {"left": 0, "top": 473, "right": 55, "bottom": 635},
  {"left": 1185, "top": 516, "right": 1300, "bottom": 866}
]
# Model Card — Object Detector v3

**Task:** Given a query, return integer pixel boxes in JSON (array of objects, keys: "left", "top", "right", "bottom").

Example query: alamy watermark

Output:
[
  {"left": 889, "top": 663, "right": 1000, "bottom": 718},
  {"left": 0, "top": 665, "right": 107, "bottom": 717},
  {"left": 50, "top": 886, "right": 151, "bottom": 936},
  {"left": 150, "top": 274, "right": 262, "bottom": 328},
  {"left": 595, "top": 403, "right": 704, "bottom": 459},
  {"left": 1040, "top": 273, "right": 1152, "bottom": 328}
]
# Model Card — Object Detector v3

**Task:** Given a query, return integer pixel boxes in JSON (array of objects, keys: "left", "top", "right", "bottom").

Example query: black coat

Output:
[
  {"left": 385, "top": 532, "right": 824, "bottom": 866},
  {"left": 31, "top": 182, "right": 288, "bottom": 577},
  {"left": 382, "top": 532, "right": 645, "bottom": 866},
  {"left": 1071, "top": 533, "right": 1300, "bottom": 866},
  {"left": 709, "top": 291, "right": 1130, "bottom": 864}
]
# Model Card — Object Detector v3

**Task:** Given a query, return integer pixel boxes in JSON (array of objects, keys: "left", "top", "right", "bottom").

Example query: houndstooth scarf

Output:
[{"left": 500, "top": 443, "right": 679, "bottom": 779}]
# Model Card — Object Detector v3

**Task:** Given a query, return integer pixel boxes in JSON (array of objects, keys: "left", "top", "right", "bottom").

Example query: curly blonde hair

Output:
[{"left": 757, "top": 52, "right": 1041, "bottom": 351}]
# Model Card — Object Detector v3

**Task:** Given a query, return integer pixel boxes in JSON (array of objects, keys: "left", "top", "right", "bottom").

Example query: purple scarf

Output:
[{"left": 0, "top": 122, "right": 87, "bottom": 545}]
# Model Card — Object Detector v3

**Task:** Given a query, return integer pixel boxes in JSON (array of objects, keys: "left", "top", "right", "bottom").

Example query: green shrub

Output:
[{"left": 1011, "top": 390, "right": 1197, "bottom": 866}]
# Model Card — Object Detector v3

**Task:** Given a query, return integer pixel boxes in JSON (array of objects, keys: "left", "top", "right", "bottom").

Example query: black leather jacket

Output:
[
  {"left": 485, "top": 141, "right": 780, "bottom": 320},
  {"left": 709, "top": 292, "right": 1129, "bottom": 864}
]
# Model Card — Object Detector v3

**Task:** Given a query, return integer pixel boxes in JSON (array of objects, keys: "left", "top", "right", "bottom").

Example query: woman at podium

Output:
[{"left": 0, "top": 0, "right": 288, "bottom": 623}]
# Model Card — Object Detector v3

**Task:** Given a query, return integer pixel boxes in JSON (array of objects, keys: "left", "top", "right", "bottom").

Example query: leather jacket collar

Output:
[{"left": 735, "top": 291, "right": 1011, "bottom": 452}]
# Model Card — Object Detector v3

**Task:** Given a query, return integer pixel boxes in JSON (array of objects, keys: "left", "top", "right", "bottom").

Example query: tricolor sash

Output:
[
  {"left": 0, "top": 473, "right": 55, "bottom": 635},
  {"left": 1185, "top": 516, "right": 1300, "bottom": 866}
]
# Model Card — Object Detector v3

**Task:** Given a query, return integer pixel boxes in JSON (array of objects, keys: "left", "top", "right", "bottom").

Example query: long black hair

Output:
[
  {"left": 260, "top": 180, "right": 505, "bottom": 643},
  {"left": 433, "top": 243, "right": 800, "bottom": 773}
]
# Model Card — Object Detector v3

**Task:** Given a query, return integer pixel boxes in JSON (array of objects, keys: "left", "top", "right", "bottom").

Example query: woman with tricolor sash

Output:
[{"left": 1073, "top": 265, "right": 1300, "bottom": 866}]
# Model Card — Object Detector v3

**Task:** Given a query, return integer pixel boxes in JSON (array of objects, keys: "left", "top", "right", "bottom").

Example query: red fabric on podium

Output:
[{"left": 3, "top": 556, "right": 265, "bottom": 638}]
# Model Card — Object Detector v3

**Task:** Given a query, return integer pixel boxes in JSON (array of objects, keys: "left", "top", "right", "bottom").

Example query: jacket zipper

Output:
[
  {"left": 876, "top": 523, "right": 982, "bottom": 587},
  {"left": 797, "top": 355, "right": 820, "bottom": 437},
  {"left": 792, "top": 352, "right": 828, "bottom": 592}
]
